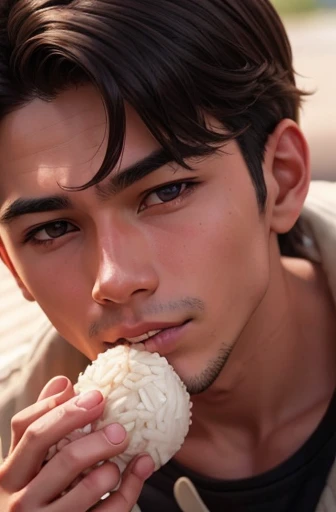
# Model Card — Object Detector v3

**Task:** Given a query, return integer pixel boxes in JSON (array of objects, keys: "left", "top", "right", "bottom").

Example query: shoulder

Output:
[{"left": 299, "top": 181, "right": 336, "bottom": 301}]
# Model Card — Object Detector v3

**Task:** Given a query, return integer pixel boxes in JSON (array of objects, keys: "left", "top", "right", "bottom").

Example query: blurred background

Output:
[{"left": 271, "top": 0, "right": 336, "bottom": 180}]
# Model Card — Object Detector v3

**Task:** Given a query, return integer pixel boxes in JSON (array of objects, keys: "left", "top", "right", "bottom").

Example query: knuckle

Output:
[
  {"left": 81, "top": 463, "right": 120, "bottom": 496},
  {"left": 80, "top": 471, "right": 101, "bottom": 494},
  {"left": 56, "top": 443, "right": 82, "bottom": 471},
  {"left": 23, "top": 404, "right": 69, "bottom": 445},
  {"left": 104, "top": 461, "right": 121, "bottom": 484},
  {"left": 52, "top": 402, "right": 69, "bottom": 422},
  {"left": 10, "top": 413, "right": 24, "bottom": 434},
  {"left": 23, "top": 424, "right": 39, "bottom": 444}
]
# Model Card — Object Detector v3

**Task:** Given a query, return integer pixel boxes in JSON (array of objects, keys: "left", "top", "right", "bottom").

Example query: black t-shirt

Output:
[{"left": 138, "top": 391, "right": 336, "bottom": 511}]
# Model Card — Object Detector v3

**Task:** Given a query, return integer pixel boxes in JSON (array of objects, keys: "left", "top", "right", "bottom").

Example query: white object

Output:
[
  {"left": 74, "top": 344, "right": 192, "bottom": 472},
  {"left": 174, "top": 477, "right": 210, "bottom": 512}
]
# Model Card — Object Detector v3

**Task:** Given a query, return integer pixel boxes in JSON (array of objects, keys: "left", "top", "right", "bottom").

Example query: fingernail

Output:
[
  {"left": 75, "top": 390, "right": 103, "bottom": 410},
  {"left": 104, "top": 423, "right": 126, "bottom": 445},
  {"left": 55, "top": 376, "right": 69, "bottom": 391},
  {"left": 38, "top": 376, "right": 69, "bottom": 401},
  {"left": 132, "top": 455, "right": 155, "bottom": 480}
]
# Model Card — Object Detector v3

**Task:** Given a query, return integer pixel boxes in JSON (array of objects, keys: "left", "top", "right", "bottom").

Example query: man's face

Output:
[{"left": 0, "top": 85, "right": 273, "bottom": 394}]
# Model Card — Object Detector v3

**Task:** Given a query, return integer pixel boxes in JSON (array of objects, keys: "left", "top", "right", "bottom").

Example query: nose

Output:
[{"left": 91, "top": 226, "right": 159, "bottom": 305}]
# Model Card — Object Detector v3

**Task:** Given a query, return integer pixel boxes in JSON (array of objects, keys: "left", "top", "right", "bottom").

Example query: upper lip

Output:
[{"left": 103, "top": 321, "right": 187, "bottom": 345}]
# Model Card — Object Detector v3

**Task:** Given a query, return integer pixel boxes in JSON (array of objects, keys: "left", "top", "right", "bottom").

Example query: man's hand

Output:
[{"left": 0, "top": 376, "right": 154, "bottom": 511}]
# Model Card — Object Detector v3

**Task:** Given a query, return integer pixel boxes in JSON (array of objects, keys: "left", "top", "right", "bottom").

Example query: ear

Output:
[
  {"left": 0, "top": 240, "right": 35, "bottom": 302},
  {"left": 263, "top": 119, "right": 310, "bottom": 234}
]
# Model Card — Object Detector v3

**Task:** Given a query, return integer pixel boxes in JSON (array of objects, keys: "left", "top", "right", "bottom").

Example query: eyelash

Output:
[
  {"left": 23, "top": 179, "right": 199, "bottom": 248},
  {"left": 22, "top": 221, "right": 79, "bottom": 247},
  {"left": 139, "top": 179, "right": 198, "bottom": 212}
]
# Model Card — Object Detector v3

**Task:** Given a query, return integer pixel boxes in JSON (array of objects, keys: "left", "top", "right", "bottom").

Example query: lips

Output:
[
  {"left": 123, "top": 329, "right": 163, "bottom": 343},
  {"left": 103, "top": 321, "right": 186, "bottom": 348}
]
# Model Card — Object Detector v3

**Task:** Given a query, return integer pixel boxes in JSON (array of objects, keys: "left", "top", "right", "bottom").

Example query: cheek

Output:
[
  {"left": 154, "top": 201, "right": 270, "bottom": 290},
  {"left": 26, "top": 263, "right": 90, "bottom": 353},
  {"left": 150, "top": 194, "right": 271, "bottom": 340},
  {"left": 27, "top": 263, "right": 84, "bottom": 315},
  {"left": 2, "top": 239, "right": 87, "bottom": 330},
  {"left": 208, "top": 221, "right": 270, "bottom": 322}
]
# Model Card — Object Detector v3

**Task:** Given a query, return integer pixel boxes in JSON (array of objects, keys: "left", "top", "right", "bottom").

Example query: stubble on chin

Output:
[{"left": 183, "top": 344, "right": 233, "bottom": 395}]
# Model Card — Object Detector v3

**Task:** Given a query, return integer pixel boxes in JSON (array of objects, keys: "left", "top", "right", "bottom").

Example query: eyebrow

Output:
[
  {"left": 0, "top": 196, "right": 72, "bottom": 225},
  {"left": 97, "top": 147, "right": 176, "bottom": 197},
  {"left": 0, "top": 147, "right": 181, "bottom": 225}
]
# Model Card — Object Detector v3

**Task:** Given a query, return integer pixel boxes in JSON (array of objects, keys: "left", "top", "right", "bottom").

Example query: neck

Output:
[{"left": 177, "top": 240, "right": 336, "bottom": 477}]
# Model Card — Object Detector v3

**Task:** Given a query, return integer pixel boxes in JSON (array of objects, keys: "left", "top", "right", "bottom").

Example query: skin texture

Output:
[
  {"left": 1, "top": 85, "right": 336, "bottom": 489},
  {"left": 0, "top": 376, "right": 154, "bottom": 511}
]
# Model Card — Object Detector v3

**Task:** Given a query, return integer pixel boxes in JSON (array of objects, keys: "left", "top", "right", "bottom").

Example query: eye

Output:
[
  {"left": 35, "top": 221, "right": 77, "bottom": 240},
  {"left": 140, "top": 182, "right": 188, "bottom": 211},
  {"left": 25, "top": 220, "right": 79, "bottom": 245}
]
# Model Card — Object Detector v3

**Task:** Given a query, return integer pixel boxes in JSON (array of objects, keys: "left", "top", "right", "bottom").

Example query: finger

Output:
[
  {"left": 7, "top": 461, "right": 120, "bottom": 512},
  {"left": 95, "top": 454, "right": 154, "bottom": 512},
  {"left": 9, "top": 377, "right": 74, "bottom": 453},
  {"left": 38, "top": 376, "right": 74, "bottom": 401},
  {"left": 46, "top": 461, "right": 121, "bottom": 512},
  {"left": 3, "top": 390, "right": 105, "bottom": 491},
  {"left": 27, "top": 423, "right": 127, "bottom": 503}
]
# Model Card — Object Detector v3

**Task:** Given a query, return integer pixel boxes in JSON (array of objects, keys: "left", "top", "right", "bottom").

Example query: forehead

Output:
[
  {"left": 1, "top": 86, "right": 106, "bottom": 167},
  {"left": 0, "top": 85, "right": 157, "bottom": 202}
]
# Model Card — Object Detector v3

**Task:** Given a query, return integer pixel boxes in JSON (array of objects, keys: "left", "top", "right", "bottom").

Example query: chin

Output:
[{"left": 171, "top": 343, "right": 234, "bottom": 395}]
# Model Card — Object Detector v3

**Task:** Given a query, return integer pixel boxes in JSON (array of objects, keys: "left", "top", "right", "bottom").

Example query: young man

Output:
[{"left": 0, "top": 0, "right": 335, "bottom": 510}]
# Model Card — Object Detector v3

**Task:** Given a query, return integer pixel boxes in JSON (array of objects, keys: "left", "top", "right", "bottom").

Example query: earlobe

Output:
[
  {"left": 265, "top": 119, "right": 310, "bottom": 234},
  {"left": 0, "top": 240, "right": 35, "bottom": 302}
]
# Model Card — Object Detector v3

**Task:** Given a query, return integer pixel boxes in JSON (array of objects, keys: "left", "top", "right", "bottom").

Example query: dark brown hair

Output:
[{"left": 0, "top": 0, "right": 305, "bottom": 251}]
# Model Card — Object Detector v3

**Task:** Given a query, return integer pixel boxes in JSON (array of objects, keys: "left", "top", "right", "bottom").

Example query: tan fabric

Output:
[
  {"left": 301, "top": 181, "right": 336, "bottom": 304},
  {"left": 300, "top": 182, "right": 336, "bottom": 511},
  {"left": 0, "top": 265, "right": 89, "bottom": 457},
  {"left": 0, "top": 180, "right": 336, "bottom": 510},
  {"left": 0, "top": 321, "right": 89, "bottom": 456}
]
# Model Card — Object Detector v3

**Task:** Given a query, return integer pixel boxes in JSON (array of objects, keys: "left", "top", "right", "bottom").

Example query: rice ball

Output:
[{"left": 74, "top": 344, "right": 192, "bottom": 472}]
